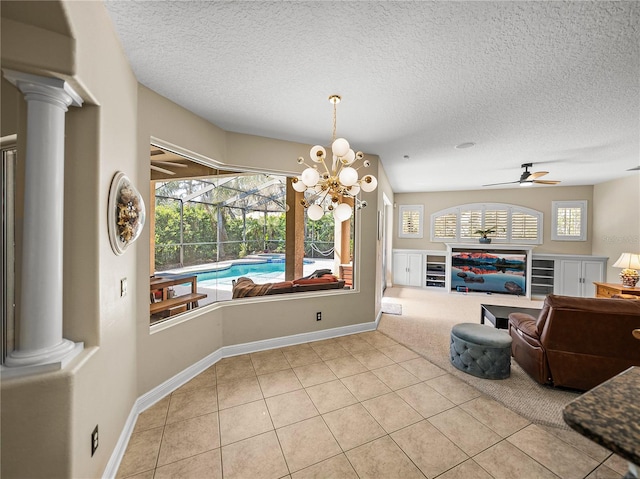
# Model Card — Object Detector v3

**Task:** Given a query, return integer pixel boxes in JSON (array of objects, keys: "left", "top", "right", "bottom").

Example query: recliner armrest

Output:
[{"left": 508, "top": 313, "right": 539, "bottom": 339}]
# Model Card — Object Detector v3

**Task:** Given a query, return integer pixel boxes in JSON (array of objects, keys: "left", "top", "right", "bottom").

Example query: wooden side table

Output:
[{"left": 594, "top": 282, "right": 640, "bottom": 299}]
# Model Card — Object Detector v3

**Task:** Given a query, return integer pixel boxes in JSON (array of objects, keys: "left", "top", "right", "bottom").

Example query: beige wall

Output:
[
  {"left": 593, "top": 175, "right": 640, "bottom": 282},
  {"left": 393, "top": 186, "right": 595, "bottom": 255},
  {"left": 137, "top": 86, "right": 383, "bottom": 394}
]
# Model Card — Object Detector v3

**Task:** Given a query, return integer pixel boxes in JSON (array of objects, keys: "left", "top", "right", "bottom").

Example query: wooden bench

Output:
[{"left": 150, "top": 292, "right": 207, "bottom": 315}]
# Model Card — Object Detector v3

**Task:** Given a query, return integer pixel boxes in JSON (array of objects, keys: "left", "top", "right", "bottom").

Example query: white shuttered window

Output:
[
  {"left": 431, "top": 203, "right": 542, "bottom": 244},
  {"left": 552, "top": 200, "right": 587, "bottom": 241},
  {"left": 399, "top": 205, "right": 424, "bottom": 238}
]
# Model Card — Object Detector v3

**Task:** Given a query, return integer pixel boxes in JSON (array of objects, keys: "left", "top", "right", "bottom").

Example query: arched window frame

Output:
[{"left": 430, "top": 203, "right": 543, "bottom": 244}]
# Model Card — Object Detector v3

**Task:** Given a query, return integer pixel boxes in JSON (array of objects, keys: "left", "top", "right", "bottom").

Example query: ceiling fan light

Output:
[{"left": 519, "top": 182, "right": 533, "bottom": 187}]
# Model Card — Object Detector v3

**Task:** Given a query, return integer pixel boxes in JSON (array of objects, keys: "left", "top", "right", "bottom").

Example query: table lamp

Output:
[{"left": 612, "top": 252, "right": 640, "bottom": 288}]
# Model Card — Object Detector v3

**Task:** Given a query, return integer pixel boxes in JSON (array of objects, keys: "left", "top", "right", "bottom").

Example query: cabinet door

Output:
[
  {"left": 393, "top": 253, "right": 409, "bottom": 285},
  {"left": 558, "top": 259, "right": 605, "bottom": 297},
  {"left": 407, "top": 254, "right": 423, "bottom": 286},
  {"left": 582, "top": 260, "right": 604, "bottom": 297},
  {"left": 557, "top": 260, "right": 582, "bottom": 297}
]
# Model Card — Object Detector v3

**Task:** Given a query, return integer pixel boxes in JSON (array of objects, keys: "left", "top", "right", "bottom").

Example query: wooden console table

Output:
[
  {"left": 594, "top": 282, "right": 640, "bottom": 299},
  {"left": 150, "top": 275, "right": 206, "bottom": 316}
]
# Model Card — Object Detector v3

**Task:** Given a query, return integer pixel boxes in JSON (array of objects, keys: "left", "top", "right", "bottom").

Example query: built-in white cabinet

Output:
[
  {"left": 393, "top": 251, "right": 423, "bottom": 286},
  {"left": 556, "top": 258, "right": 606, "bottom": 298},
  {"left": 425, "top": 254, "right": 447, "bottom": 288},
  {"left": 392, "top": 249, "right": 607, "bottom": 298}
]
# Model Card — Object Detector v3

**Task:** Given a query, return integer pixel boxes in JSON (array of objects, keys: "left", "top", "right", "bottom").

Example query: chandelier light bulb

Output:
[
  {"left": 307, "top": 204, "right": 324, "bottom": 221},
  {"left": 301, "top": 167, "right": 320, "bottom": 187},
  {"left": 348, "top": 184, "right": 361, "bottom": 196},
  {"left": 360, "top": 175, "right": 378, "bottom": 192},
  {"left": 342, "top": 149, "right": 356, "bottom": 165},
  {"left": 292, "top": 177, "right": 307, "bottom": 192},
  {"left": 332, "top": 138, "right": 350, "bottom": 157},
  {"left": 338, "top": 167, "right": 358, "bottom": 187},
  {"left": 334, "top": 203, "right": 353, "bottom": 222},
  {"left": 309, "top": 145, "right": 326, "bottom": 163}
]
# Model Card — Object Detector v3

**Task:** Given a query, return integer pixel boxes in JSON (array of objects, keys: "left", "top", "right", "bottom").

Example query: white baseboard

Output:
[{"left": 102, "top": 319, "right": 378, "bottom": 478}]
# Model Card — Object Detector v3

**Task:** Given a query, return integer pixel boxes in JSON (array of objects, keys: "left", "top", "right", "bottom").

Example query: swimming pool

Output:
[{"left": 196, "top": 257, "right": 316, "bottom": 286}]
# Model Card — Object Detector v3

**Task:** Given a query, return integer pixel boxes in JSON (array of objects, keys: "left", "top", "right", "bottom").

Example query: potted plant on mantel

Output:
[{"left": 474, "top": 227, "right": 496, "bottom": 244}]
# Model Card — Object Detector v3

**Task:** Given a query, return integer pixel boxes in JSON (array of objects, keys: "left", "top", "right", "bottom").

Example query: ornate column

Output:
[{"left": 2, "top": 70, "right": 84, "bottom": 371}]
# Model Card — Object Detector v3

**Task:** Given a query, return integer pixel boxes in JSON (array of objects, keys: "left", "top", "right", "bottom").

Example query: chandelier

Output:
[{"left": 292, "top": 95, "right": 377, "bottom": 221}]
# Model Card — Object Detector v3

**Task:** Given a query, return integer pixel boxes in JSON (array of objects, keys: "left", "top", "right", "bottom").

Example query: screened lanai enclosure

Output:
[
  {"left": 149, "top": 155, "right": 355, "bottom": 324},
  {"left": 154, "top": 173, "right": 338, "bottom": 270}
]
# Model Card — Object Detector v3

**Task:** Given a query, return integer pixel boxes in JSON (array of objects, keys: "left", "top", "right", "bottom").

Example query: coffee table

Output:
[{"left": 480, "top": 304, "right": 541, "bottom": 329}]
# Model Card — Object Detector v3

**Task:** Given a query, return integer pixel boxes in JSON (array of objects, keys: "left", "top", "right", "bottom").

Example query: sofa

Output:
[{"left": 508, "top": 294, "right": 640, "bottom": 391}]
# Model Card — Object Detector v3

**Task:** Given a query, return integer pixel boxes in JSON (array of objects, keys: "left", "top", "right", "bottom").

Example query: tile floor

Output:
[{"left": 117, "top": 331, "right": 629, "bottom": 479}]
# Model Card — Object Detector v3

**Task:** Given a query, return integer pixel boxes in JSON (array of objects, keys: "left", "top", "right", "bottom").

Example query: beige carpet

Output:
[{"left": 378, "top": 287, "right": 579, "bottom": 429}]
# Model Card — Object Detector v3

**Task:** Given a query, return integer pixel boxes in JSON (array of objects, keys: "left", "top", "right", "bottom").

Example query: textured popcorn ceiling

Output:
[{"left": 104, "top": 1, "right": 639, "bottom": 192}]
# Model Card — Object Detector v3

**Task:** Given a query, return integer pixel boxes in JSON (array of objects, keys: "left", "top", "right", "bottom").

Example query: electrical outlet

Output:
[
  {"left": 316, "top": 312, "right": 322, "bottom": 321},
  {"left": 120, "top": 278, "right": 127, "bottom": 297},
  {"left": 91, "top": 425, "right": 99, "bottom": 457}
]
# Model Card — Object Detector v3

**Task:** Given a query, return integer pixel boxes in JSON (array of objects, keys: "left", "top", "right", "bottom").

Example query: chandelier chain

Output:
[{"left": 332, "top": 100, "right": 337, "bottom": 142}]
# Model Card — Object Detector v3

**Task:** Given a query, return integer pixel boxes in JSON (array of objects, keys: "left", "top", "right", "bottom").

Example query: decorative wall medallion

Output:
[{"left": 108, "top": 172, "right": 145, "bottom": 255}]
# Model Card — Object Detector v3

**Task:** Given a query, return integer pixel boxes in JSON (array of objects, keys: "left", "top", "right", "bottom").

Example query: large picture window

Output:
[
  {"left": 149, "top": 144, "right": 355, "bottom": 326},
  {"left": 431, "top": 203, "right": 543, "bottom": 244}
]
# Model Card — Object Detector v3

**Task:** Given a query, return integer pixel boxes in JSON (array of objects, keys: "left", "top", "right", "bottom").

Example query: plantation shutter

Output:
[
  {"left": 433, "top": 213, "right": 457, "bottom": 239},
  {"left": 399, "top": 205, "right": 424, "bottom": 238},
  {"left": 511, "top": 211, "right": 539, "bottom": 241},
  {"left": 484, "top": 209, "right": 508, "bottom": 239},
  {"left": 555, "top": 206, "right": 582, "bottom": 237},
  {"left": 459, "top": 209, "right": 482, "bottom": 239}
]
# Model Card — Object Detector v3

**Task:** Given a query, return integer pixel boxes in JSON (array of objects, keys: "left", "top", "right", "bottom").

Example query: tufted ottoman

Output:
[{"left": 450, "top": 323, "right": 512, "bottom": 379}]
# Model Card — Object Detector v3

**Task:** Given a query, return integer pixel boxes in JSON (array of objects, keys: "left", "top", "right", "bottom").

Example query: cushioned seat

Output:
[{"left": 450, "top": 323, "right": 512, "bottom": 379}]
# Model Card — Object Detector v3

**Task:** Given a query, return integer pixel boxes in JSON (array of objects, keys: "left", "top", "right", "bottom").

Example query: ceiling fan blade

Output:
[
  {"left": 150, "top": 160, "right": 188, "bottom": 168},
  {"left": 628, "top": 166, "right": 640, "bottom": 171},
  {"left": 532, "top": 179, "right": 560, "bottom": 185},
  {"left": 482, "top": 180, "right": 519, "bottom": 187},
  {"left": 527, "top": 171, "right": 549, "bottom": 180},
  {"left": 150, "top": 164, "right": 176, "bottom": 175}
]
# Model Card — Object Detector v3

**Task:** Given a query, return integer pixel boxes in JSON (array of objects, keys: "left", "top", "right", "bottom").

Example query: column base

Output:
[{"left": 2, "top": 341, "right": 84, "bottom": 379}]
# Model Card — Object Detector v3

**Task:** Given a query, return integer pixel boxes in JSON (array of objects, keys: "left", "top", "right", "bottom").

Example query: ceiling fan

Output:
[{"left": 483, "top": 163, "right": 561, "bottom": 187}]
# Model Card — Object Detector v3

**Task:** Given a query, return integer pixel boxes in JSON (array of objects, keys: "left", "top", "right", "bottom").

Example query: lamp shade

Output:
[{"left": 613, "top": 253, "right": 640, "bottom": 270}]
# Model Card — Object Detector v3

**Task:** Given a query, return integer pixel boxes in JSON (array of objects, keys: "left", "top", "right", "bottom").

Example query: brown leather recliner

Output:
[{"left": 508, "top": 294, "right": 640, "bottom": 391}]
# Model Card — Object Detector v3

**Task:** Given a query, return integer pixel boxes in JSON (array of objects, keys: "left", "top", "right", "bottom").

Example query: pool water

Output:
[
  {"left": 197, "top": 262, "right": 287, "bottom": 282},
  {"left": 196, "top": 258, "right": 320, "bottom": 289}
]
